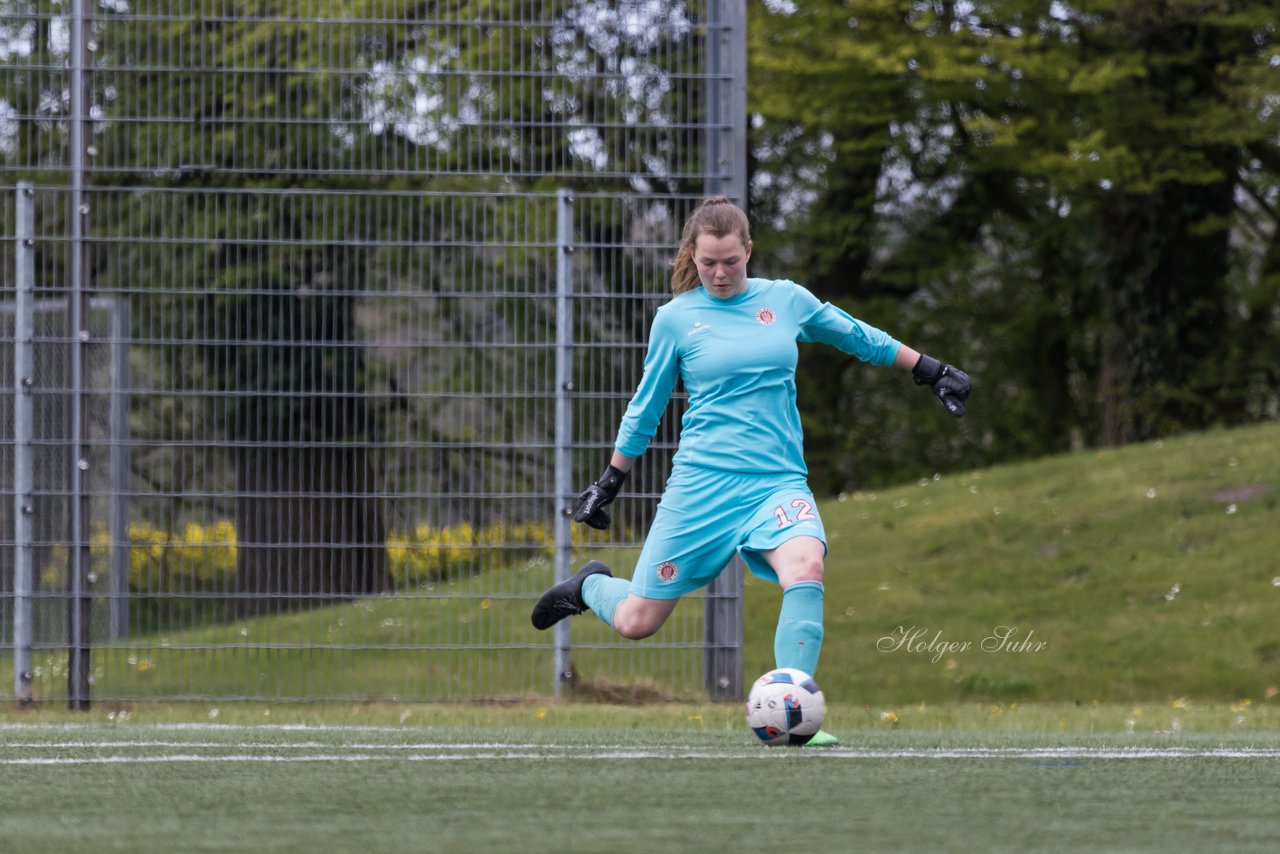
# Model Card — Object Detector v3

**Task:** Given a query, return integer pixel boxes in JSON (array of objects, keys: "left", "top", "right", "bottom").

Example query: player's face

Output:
[{"left": 694, "top": 233, "right": 752, "bottom": 299}]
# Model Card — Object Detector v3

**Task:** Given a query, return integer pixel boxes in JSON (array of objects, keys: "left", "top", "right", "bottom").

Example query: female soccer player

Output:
[{"left": 531, "top": 196, "right": 971, "bottom": 745}]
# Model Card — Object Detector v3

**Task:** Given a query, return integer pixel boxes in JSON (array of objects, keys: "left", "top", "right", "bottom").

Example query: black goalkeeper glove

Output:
[
  {"left": 912, "top": 354, "right": 972, "bottom": 418},
  {"left": 568, "top": 464, "right": 629, "bottom": 530}
]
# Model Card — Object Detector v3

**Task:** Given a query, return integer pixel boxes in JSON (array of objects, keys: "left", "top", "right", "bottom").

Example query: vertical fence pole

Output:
[
  {"left": 723, "top": 0, "right": 749, "bottom": 208},
  {"left": 704, "top": 0, "right": 748, "bottom": 207},
  {"left": 701, "top": 0, "right": 748, "bottom": 701},
  {"left": 13, "top": 183, "right": 36, "bottom": 704},
  {"left": 552, "top": 189, "right": 575, "bottom": 695},
  {"left": 704, "top": 0, "right": 723, "bottom": 194},
  {"left": 66, "top": 0, "right": 93, "bottom": 709},
  {"left": 109, "top": 299, "right": 130, "bottom": 639}
]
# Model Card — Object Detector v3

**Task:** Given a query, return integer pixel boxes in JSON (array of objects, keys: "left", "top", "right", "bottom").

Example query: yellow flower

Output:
[{"left": 534, "top": 708, "right": 547, "bottom": 720}]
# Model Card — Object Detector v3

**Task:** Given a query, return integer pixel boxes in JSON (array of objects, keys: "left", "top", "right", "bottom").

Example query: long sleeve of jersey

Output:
[
  {"left": 614, "top": 305, "right": 681, "bottom": 460},
  {"left": 793, "top": 285, "right": 901, "bottom": 366}
]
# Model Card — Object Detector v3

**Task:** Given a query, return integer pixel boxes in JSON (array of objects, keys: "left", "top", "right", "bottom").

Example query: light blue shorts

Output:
[{"left": 628, "top": 465, "right": 828, "bottom": 599}]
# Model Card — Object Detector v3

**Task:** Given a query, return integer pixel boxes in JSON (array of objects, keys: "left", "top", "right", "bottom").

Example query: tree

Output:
[
  {"left": 1066, "top": 1, "right": 1272, "bottom": 443},
  {"left": 749, "top": 0, "right": 1279, "bottom": 488}
]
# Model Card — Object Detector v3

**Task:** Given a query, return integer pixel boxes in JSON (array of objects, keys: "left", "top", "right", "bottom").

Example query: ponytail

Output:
[
  {"left": 669, "top": 243, "right": 700, "bottom": 295},
  {"left": 668, "top": 196, "right": 751, "bottom": 296}
]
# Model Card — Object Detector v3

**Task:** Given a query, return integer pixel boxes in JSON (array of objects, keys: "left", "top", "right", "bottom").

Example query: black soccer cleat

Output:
[{"left": 530, "top": 561, "right": 612, "bottom": 630}]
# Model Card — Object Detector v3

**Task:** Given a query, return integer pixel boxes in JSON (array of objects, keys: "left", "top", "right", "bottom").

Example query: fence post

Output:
[
  {"left": 66, "top": 0, "right": 93, "bottom": 709},
  {"left": 552, "top": 188, "right": 575, "bottom": 695},
  {"left": 13, "top": 183, "right": 36, "bottom": 704},
  {"left": 704, "top": 0, "right": 748, "bottom": 207},
  {"left": 701, "top": 0, "right": 748, "bottom": 701}
]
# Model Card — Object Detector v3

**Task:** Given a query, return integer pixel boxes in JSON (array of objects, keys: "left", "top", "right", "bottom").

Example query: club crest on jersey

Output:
[
  {"left": 656, "top": 561, "right": 678, "bottom": 583},
  {"left": 755, "top": 308, "right": 776, "bottom": 326}
]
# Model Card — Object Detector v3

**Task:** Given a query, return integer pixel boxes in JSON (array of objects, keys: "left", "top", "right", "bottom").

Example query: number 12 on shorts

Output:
[{"left": 773, "top": 499, "right": 817, "bottom": 528}]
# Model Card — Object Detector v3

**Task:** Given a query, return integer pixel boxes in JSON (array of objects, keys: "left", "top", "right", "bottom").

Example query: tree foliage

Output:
[{"left": 749, "top": 0, "right": 1279, "bottom": 490}]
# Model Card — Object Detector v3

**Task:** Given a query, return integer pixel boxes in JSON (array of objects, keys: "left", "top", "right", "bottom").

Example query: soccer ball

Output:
[{"left": 745, "top": 667, "right": 826, "bottom": 746}]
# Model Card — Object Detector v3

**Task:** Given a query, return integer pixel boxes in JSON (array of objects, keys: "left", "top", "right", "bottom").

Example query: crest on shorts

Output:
[
  {"left": 755, "top": 307, "right": 776, "bottom": 326},
  {"left": 656, "top": 561, "right": 678, "bottom": 583}
]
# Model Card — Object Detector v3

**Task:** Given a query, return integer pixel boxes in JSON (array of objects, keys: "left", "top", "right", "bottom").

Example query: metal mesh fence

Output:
[{"left": 1, "top": 1, "right": 745, "bottom": 702}]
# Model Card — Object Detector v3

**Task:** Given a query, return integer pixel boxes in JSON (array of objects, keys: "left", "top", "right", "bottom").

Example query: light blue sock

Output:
[
  {"left": 774, "top": 580, "right": 824, "bottom": 676},
  {"left": 582, "top": 573, "right": 631, "bottom": 627}
]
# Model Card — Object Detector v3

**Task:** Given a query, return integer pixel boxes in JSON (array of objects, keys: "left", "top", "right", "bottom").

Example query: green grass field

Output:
[
  {"left": 6, "top": 423, "right": 1280, "bottom": 850},
  {"left": 2, "top": 707, "right": 1280, "bottom": 853}
]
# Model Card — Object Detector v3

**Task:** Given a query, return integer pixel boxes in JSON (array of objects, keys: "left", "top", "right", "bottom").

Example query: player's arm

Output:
[
  {"left": 569, "top": 311, "right": 678, "bottom": 530},
  {"left": 794, "top": 285, "right": 972, "bottom": 418}
]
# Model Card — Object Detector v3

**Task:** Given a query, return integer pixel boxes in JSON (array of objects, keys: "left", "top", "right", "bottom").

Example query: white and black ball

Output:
[{"left": 745, "top": 667, "right": 826, "bottom": 746}]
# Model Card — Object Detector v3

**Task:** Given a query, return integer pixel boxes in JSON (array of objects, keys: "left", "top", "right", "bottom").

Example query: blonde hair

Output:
[{"left": 668, "top": 196, "right": 751, "bottom": 295}]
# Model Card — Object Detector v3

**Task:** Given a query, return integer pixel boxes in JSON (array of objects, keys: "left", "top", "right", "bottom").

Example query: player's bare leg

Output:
[{"left": 607, "top": 594, "right": 680, "bottom": 639}]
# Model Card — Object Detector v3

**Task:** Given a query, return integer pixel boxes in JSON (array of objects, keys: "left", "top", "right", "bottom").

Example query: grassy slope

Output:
[
  {"left": 741, "top": 421, "right": 1280, "bottom": 706},
  {"left": 25, "top": 421, "right": 1279, "bottom": 707}
]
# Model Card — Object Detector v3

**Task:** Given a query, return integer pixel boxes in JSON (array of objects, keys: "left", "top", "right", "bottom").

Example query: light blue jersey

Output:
[{"left": 614, "top": 278, "right": 901, "bottom": 475}]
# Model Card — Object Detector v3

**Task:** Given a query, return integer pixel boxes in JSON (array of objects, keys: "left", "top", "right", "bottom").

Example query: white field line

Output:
[
  {"left": 0, "top": 741, "right": 571, "bottom": 750},
  {"left": 2, "top": 745, "right": 1280, "bottom": 765},
  {"left": 0, "top": 723, "right": 411, "bottom": 733}
]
